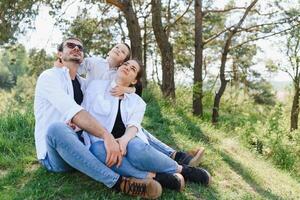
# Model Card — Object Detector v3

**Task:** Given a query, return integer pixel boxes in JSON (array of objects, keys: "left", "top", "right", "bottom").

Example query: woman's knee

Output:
[{"left": 127, "top": 138, "right": 151, "bottom": 161}]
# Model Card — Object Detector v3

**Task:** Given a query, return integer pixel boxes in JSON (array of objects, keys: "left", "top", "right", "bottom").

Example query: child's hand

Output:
[
  {"left": 110, "top": 85, "right": 126, "bottom": 96},
  {"left": 54, "top": 58, "right": 64, "bottom": 67}
]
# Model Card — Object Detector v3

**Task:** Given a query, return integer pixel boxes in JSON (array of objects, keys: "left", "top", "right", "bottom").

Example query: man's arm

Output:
[{"left": 37, "top": 71, "right": 121, "bottom": 167}]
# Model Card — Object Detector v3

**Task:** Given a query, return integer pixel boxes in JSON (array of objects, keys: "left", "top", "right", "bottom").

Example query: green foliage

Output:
[
  {"left": 0, "top": 0, "right": 39, "bottom": 45},
  {"left": 63, "top": 7, "right": 120, "bottom": 56},
  {"left": 0, "top": 44, "right": 28, "bottom": 89},
  {"left": 27, "top": 48, "right": 53, "bottom": 78},
  {"left": 249, "top": 79, "right": 276, "bottom": 106}
]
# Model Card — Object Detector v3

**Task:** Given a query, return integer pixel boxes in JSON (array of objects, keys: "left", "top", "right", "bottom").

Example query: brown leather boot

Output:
[{"left": 119, "top": 177, "right": 162, "bottom": 199}]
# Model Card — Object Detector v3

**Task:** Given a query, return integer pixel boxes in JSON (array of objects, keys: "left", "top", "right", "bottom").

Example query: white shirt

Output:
[
  {"left": 79, "top": 57, "right": 117, "bottom": 84},
  {"left": 82, "top": 79, "right": 149, "bottom": 149},
  {"left": 34, "top": 67, "right": 85, "bottom": 159}
]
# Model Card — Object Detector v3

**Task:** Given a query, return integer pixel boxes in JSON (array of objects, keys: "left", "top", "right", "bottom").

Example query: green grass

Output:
[{"left": 0, "top": 87, "right": 300, "bottom": 199}]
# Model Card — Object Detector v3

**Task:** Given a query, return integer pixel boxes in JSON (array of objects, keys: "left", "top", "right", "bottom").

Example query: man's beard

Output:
[{"left": 63, "top": 56, "right": 82, "bottom": 64}]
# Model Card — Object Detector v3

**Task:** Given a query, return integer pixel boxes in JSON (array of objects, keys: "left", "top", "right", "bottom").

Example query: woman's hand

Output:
[{"left": 116, "top": 136, "right": 130, "bottom": 156}]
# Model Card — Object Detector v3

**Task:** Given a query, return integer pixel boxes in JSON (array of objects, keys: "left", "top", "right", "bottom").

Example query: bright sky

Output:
[{"left": 17, "top": 0, "right": 291, "bottom": 83}]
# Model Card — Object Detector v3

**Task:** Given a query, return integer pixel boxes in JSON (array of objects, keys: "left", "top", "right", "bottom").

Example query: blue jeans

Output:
[
  {"left": 39, "top": 122, "right": 119, "bottom": 188},
  {"left": 90, "top": 137, "right": 178, "bottom": 179},
  {"left": 142, "top": 128, "right": 175, "bottom": 157}
]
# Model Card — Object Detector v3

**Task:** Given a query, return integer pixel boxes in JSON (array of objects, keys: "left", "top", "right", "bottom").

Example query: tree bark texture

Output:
[
  {"left": 290, "top": 80, "right": 300, "bottom": 131},
  {"left": 151, "top": 0, "right": 175, "bottom": 99},
  {"left": 193, "top": 0, "right": 204, "bottom": 116}
]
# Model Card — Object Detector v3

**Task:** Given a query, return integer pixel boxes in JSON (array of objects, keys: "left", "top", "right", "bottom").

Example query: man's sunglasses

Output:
[{"left": 65, "top": 42, "right": 84, "bottom": 52}]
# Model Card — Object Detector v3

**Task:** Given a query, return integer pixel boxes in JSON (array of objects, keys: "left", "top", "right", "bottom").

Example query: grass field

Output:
[{"left": 0, "top": 87, "right": 299, "bottom": 200}]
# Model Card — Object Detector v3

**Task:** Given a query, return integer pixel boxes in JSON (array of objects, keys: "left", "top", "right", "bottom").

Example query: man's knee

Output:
[{"left": 46, "top": 122, "right": 71, "bottom": 141}]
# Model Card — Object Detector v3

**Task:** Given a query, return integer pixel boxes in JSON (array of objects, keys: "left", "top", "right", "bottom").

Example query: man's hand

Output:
[{"left": 103, "top": 133, "right": 123, "bottom": 167}]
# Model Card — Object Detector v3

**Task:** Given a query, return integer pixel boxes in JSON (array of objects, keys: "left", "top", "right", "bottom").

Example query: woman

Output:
[
  {"left": 82, "top": 59, "right": 211, "bottom": 191},
  {"left": 79, "top": 43, "right": 205, "bottom": 167}
]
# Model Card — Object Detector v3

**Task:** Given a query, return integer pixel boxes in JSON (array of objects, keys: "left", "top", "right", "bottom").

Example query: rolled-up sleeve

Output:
[
  {"left": 125, "top": 98, "right": 146, "bottom": 133},
  {"left": 36, "top": 71, "right": 84, "bottom": 122}
]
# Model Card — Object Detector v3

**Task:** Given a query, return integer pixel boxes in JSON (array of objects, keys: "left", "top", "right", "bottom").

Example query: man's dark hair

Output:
[{"left": 57, "top": 37, "right": 83, "bottom": 52}]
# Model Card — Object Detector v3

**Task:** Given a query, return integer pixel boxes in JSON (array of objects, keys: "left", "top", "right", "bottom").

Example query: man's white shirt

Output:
[{"left": 34, "top": 67, "right": 85, "bottom": 159}]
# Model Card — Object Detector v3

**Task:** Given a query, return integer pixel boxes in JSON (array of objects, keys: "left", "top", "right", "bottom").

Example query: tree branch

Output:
[
  {"left": 231, "top": 22, "right": 300, "bottom": 50},
  {"left": 164, "top": 0, "right": 192, "bottom": 32},
  {"left": 106, "top": 0, "right": 126, "bottom": 10},
  {"left": 203, "top": 27, "right": 231, "bottom": 45},
  {"left": 203, "top": 6, "right": 247, "bottom": 15}
]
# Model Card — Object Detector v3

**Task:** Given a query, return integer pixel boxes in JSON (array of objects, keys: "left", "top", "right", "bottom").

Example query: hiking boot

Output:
[
  {"left": 174, "top": 147, "right": 205, "bottom": 167},
  {"left": 119, "top": 177, "right": 162, "bottom": 199},
  {"left": 181, "top": 165, "right": 212, "bottom": 186},
  {"left": 154, "top": 173, "right": 185, "bottom": 191}
]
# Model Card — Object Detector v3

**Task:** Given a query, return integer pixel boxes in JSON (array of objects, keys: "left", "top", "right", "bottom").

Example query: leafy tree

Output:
[
  {"left": 64, "top": 12, "right": 117, "bottom": 56},
  {"left": 0, "top": 0, "right": 40, "bottom": 45},
  {"left": 248, "top": 79, "right": 276, "bottom": 106},
  {"left": 27, "top": 48, "right": 53, "bottom": 78},
  {"left": 0, "top": 44, "right": 28, "bottom": 88}
]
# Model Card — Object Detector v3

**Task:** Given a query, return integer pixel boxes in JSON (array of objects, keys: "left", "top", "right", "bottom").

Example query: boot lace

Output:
[{"left": 123, "top": 179, "right": 146, "bottom": 196}]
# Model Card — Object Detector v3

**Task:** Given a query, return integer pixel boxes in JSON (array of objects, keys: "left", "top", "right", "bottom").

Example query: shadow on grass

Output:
[
  {"left": 219, "top": 151, "right": 284, "bottom": 200},
  {"left": 142, "top": 90, "right": 182, "bottom": 150},
  {"left": 1, "top": 165, "right": 218, "bottom": 200},
  {"left": 174, "top": 108, "right": 210, "bottom": 144}
]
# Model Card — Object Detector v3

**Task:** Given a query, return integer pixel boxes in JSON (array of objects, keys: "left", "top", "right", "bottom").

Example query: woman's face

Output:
[
  {"left": 117, "top": 60, "right": 140, "bottom": 85},
  {"left": 108, "top": 43, "right": 130, "bottom": 66}
]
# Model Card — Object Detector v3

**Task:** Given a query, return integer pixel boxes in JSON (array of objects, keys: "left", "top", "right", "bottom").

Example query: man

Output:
[{"left": 34, "top": 37, "right": 162, "bottom": 199}]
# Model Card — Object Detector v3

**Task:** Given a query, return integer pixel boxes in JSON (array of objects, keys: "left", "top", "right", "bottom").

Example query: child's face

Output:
[{"left": 108, "top": 44, "right": 130, "bottom": 66}]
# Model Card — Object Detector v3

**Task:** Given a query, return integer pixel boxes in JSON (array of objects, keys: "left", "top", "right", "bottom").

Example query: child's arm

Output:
[{"left": 110, "top": 85, "right": 136, "bottom": 96}]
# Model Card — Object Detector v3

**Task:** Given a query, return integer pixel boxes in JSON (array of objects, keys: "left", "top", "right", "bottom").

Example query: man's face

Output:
[
  {"left": 117, "top": 60, "right": 140, "bottom": 85},
  {"left": 59, "top": 39, "right": 84, "bottom": 64},
  {"left": 108, "top": 43, "right": 130, "bottom": 66}
]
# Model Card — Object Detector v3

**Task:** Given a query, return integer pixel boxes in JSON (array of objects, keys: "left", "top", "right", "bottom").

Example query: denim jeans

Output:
[
  {"left": 126, "top": 137, "right": 179, "bottom": 173},
  {"left": 90, "top": 137, "right": 178, "bottom": 179},
  {"left": 142, "top": 128, "right": 175, "bottom": 157},
  {"left": 39, "top": 122, "right": 119, "bottom": 188},
  {"left": 90, "top": 140, "right": 148, "bottom": 179}
]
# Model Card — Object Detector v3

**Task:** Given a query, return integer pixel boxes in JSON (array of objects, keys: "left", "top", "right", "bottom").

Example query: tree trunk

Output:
[
  {"left": 211, "top": 0, "right": 258, "bottom": 123},
  {"left": 151, "top": 0, "right": 175, "bottom": 99},
  {"left": 143, "top": 16, "right": 148, "bottom": 87},
  {"left": 290, "top": 80, "right": 300, "bottom": 131},
  {"left": 212, "top": 34, "right": 231, "bottom": 124},
  {"left": 193, "top": 0, "right": 203, "bottom": 116}
]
